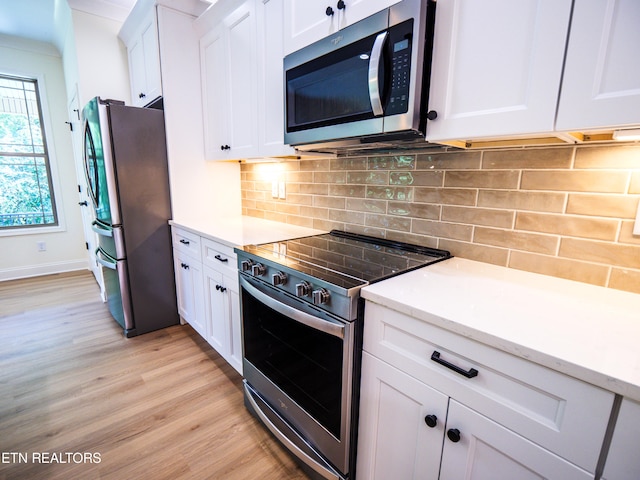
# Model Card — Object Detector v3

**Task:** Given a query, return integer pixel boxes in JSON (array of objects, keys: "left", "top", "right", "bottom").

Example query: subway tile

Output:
[
  {"left": 516, "top": 212, "right": 618, "bottom": 241},
  {"left": 314, "top": 196, "right": 346, "bottom": 209},
  {"left": 482, "top": 147, "right": 573, "bottom": 169},
  {"left": 286, "top": 215, "right": 314, "bottom": 228},
  {"left": 285, "top": 193, "right": 313, "bottom": 206},
  {"left": 347, "top": 171, "right": 388, "bottom": 185},
  {"left": 366, "top": 186, "right": 413, "bottom": 201},
  {"left": 474, "top": 227, "right": 558, "bottom": 254},
  {"left": 313, "top": 218, "right": 345, "bottom": 231},
  {"left": 345, "top": 198, "right": 387, "bottom": 214},
  {"left": 300, "top": 206, "right": 328, "bottom": 220},
  {"left": 263, "top": 211, "right": 287, "bottom": 223},
  {"left": 275, "top": 203, "right": 300, "bottom": 215},
  {"left": 286, "top": 171, "right": 313, "bottom": 183},
  {"left": 520, "top": 170, "right": 628, "bottom": 193},
  {"left": 416, "top": 151, "right": 482, "bottom": 170},
  {"left": 442, "top": 206, "right": 514, "bottom": 228},
  {"left": 609, "top": 268, "right": 640, "bottom": 294},
  {"left": 300, "top": 183, "right": 329, "bottom": 195},
  {"left": 629, "top": 172, "right": 640, "bottom": 194},
  {"left": 368, "top": 155, "right": 415, "bottom": 170},
  {"left": 331, "top": 157, "right": 367, "bottom": 170},
  {"left": 574, "top": 145, "right": 640, "bottom": 169},
  {"left": 329, "top": 184, "right": 366, "bottom": 198},
  {"left": 244, "top": 208, "right": 265, "bottom": 218},
  {"left": 365, "top": 213, "right": 411, "bottom": 232},
  {"left": 566, "top": 194, "right": 639, "bottom": 219},
  {"left": 478, "top": 190, "right": 565, "bottom": 212},
  {"left": 385, "top": 231, "right": 439, "bottom": 249},
  {"left": 388, "top": 202, "right": 440, "bottom": 220},
  {"left": 445, "top": 170, "right": 519, "bottom": 189},
  {"left": 330, "top": 209, "right": 366, "bottom": 225},
  {"left": 390, "top": 170, "right": 444, "bottom": 186},
  {"left": 559, "top": 238, "right": 640, "bottom": 269},
  {"left": 412, "top": 219, "right": 473, "bottom": 241},
  {"left": 314, "top": 171, "right": 347, "bottom": 184},
  {"left": 509, "top": 251, "right": 608, "bottom": 286},
  {"left": 299, "top": 158, "right": 331, "bottom": 170},
  {"left": 414, "top": 187, "right": 477, "bottom": 206},
  {"left": 438, "top": 239, "right": 509, "bottom": 266},
  {"left": 619, "top": 221, "right": 640, "bottom": 245}
]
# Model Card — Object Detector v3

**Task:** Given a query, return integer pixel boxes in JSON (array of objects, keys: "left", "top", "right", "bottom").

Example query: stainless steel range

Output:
[{"left": 235, "top": 230, "right": 451, "bottom": 480}]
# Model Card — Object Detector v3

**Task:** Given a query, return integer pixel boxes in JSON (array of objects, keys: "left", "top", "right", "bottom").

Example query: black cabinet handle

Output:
[
  {"left": 424, "top": 414, "right": 437, "bottom": 428},
  {"left": 139, "top": 93, "right": 146, "bottom": 99},
  {"left": 337, "top": 0, "right": 345, "bottom": 9},
  {"left": 220, "top": 145, "right": 231, "bottom": 151},
  {"left": 78, "top": 200, "right": 88, "bottom": 206},
  {"left": 447, "top": 428, "right": 461, "bottom": 443},
  {"left": 214, "top": 254, "right": 228, "bottom": 263},
  {"left": 431, "top": 351, "right": 478, "bottom": 378},
  {"left": 179, "top": 239, "right": 190, "bottom": 245},
  {"left": 181, "top": 263, "right": 190, "bottom": 270},
  {"left": 215, "top": 284, "right": 227, "bottom": 293},
  {"left": 326, "top": 6, "right": 334, "bottom": 15},
  {"left": 427, "top": 110, "right": 438, "bottom": 120}
]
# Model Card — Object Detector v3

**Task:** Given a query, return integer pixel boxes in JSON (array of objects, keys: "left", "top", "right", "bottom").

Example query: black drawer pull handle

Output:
[
  {"left": 179, "top": 239, "right": 190, "bottom": 245},
  {"left": 431, "top": 351, "right": 478, "bottom": 378},
  {"left": 181, "top": 263, "right": 190, "bottom": 270},
  {"left": 214, "top": 254, "right": 228, "bottom": 263}
]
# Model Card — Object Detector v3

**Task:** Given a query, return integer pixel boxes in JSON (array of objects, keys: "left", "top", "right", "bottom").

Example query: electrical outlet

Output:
[
  {"left": 272, "top": 181, "right": 278, "bottom": 198},
  {"left": 279, "top": 181, "right": 286, "bottom": 199},
  {"left": 37, "top": 241, "right": 46, "bottom": 252},
  {"left": 633, "top": 199, "right": 640, "bottom": 236}
]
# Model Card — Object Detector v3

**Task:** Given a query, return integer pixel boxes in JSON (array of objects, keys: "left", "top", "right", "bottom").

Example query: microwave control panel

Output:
[{"left": 386, "top": 20, "right": 414, "bottom": 116}]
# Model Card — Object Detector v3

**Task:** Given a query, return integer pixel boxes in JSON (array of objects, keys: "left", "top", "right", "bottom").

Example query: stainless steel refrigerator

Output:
[{"left": 82, "top": 97, "right": 178, "bottom": 337}]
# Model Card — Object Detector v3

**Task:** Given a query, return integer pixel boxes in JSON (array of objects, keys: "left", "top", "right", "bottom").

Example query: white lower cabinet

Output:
[
  {"left": 602, "top": 398, "right": 640, "bottom": 480},
  {"left": 357, "top": 302, "right": 615, "bottom": 479},
  {"left": 171, "top": 227, "right": 242, "bottom": 374}
]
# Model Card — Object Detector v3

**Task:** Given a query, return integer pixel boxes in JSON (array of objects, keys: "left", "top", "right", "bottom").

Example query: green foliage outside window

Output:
[{"left": 0, "top": 75, "right": 57, "bottom": 229}]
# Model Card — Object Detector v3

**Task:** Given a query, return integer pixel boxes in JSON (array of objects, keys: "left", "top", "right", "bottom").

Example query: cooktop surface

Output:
[{"left": 239, "top": 230, "right": 451, "bottom": 290}]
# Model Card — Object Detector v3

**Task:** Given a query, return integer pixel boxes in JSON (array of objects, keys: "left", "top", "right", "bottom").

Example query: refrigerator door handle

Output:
[
  {"left": 91, "top": 220, "right": 113, "bottom": 237},
  {"left": 95, "top": 248, "right": 117, "bottom": 270}
]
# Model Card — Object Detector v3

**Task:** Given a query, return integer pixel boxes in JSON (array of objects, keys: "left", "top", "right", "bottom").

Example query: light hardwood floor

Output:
[{"left": 0, "top": 271, "right": 309, "bottom": 480}]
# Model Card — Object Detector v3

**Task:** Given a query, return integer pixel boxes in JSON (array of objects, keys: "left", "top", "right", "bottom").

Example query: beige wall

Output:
[{"left": 241, "top": 143, "right": 640, "bottom": 294}]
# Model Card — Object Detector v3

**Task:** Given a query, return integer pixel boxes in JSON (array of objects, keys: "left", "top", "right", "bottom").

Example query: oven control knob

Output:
[
  {"left": 251, "top": 263, "right": 266, "bottom": 276},
  {"left": 312, "top": 288, "right": 330, "bottom": 305},
  {"left": 295, "top": 281, "right": 311, "bottom": 297},
  {"left": 240, "top": 260, "right": 254, "bottom": 272},
  {"left": 272, "top": 271, "right": 287, "bottom": 286}
]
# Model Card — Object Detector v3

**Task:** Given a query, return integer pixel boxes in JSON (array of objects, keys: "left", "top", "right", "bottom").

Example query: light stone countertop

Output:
[
  {"left": 361, "top": 257, "right": 640, "bottom": 402},
  {"left": 169, "top": 216, "right": 326, "bottom": 249}
]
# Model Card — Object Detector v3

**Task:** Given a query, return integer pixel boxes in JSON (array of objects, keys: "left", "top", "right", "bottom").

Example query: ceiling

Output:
[{"left": 0, "top": 0, "right": 136, "bottom": 44}]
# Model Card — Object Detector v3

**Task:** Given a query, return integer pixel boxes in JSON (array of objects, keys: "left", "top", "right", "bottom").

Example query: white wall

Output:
[{"left": 0, "top": 35, "right": 88, "bottom": 280}]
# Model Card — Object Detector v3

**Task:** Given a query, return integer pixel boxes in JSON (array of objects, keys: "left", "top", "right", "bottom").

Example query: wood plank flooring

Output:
[{"left": 0, "top": 271, "right": 309, "bottom": 480}]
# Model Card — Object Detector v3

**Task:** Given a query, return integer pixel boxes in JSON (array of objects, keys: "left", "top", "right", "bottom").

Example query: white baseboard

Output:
[{"left": 0, "top": 259, "right": 90, "bottom": 282}]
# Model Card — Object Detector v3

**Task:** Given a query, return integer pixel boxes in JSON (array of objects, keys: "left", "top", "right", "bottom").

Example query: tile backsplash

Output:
[{"left": 240, "top": 144, "right": 640, "bottom": 294}]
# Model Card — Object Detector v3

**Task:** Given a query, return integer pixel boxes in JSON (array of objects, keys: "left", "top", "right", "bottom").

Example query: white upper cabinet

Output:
[
  {"left": 556, "top": 0, "right": 640, "bottom": 132},
  {"left": 425, "top": 0, "right": 573, "bottom": 143},
  {"left": 122, "top": 9, "right": 162, "bottom": 107},
  {"left": 197, "top": 0, "right": 294, "bottom": 161},
  {"left": 283, "top": 0, "right": 401, "bottom": 55}
]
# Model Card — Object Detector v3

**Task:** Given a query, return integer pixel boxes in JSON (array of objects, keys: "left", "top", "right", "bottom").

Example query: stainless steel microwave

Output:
[{"left": 284, "top": 0, "right": 436, "bottom": 151}]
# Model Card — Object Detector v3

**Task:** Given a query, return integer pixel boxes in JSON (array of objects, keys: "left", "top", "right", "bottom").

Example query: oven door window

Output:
[
  {"left": 286, "top": 32, "right": 388, "bottom": 133},
  {"left": 242, "top": 285, "right": 344, "bottom": 439}
]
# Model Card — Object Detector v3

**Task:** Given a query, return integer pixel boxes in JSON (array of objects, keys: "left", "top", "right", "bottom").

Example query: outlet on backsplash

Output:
[{"left": 634, "top": 200, "right": 640, "bottom": 236}]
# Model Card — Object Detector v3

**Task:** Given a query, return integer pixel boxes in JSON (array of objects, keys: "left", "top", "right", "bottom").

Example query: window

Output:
[{"left": 0, "top": 75, "right": 58, "bottom": 229}]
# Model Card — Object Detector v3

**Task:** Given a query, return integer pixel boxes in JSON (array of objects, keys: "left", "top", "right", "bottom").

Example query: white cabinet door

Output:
[
  {"left": 426, "top": 0, "right": 573, "bottom": 142},
  {"left": 200, "top": 1, "right": 259, "bottom": 161},
  {"left": 256, "top": 0, "right": 295, "bottom": 157},
  {"left": 204, "top": 266, "right": 227, "bottom": 356},
  {"left": 439, "top": 401, "right": 593, "bottom": 480},
  {"left": 556, "top": 0, "right": 640, "bottom": 131},
  {"left": 126, "top": 10, "right": 162, "bottom": 107},
  {"left": 201, "top": 24, "right": 231, "bottom": 160},
  {"left": 283, "top": 0, "right": 400, "bottom": 55},
  {"left": 223, "top": 267, "right": 243, "bottom": 374},
  {"left": 173, "top": 249, "right": 206, "bottom": 339},
  {"left": 357, "top": 352, "right": 447, "bottom": 480},
  {"left": 602, "top": 398, "right": 640, "bottom": 480}
]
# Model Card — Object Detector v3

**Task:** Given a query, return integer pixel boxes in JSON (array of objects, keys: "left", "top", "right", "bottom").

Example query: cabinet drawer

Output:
[
  {"left": 363, "top": 302, "right": 614, "bottom": 473},
  {"left": 202, "top": 238, "right": 237, "bottom": 272},
  {"left": 172, "top": 227, "right": 201, "bottom": 260}
]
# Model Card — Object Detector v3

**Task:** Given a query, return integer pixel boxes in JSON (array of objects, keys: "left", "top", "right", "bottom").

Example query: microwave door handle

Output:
[{"left": 368, "top": 31, "right": 388, "bottom": 116}]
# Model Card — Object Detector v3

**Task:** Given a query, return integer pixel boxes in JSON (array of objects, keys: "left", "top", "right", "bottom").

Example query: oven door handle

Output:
[{"left": 239, "top": 276, "right": 345, "bottom": 339}]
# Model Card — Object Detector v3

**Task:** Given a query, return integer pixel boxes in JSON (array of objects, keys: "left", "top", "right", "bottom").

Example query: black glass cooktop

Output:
[{"left": 240, "top": 230, "right": 451, "bottom": 290}]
